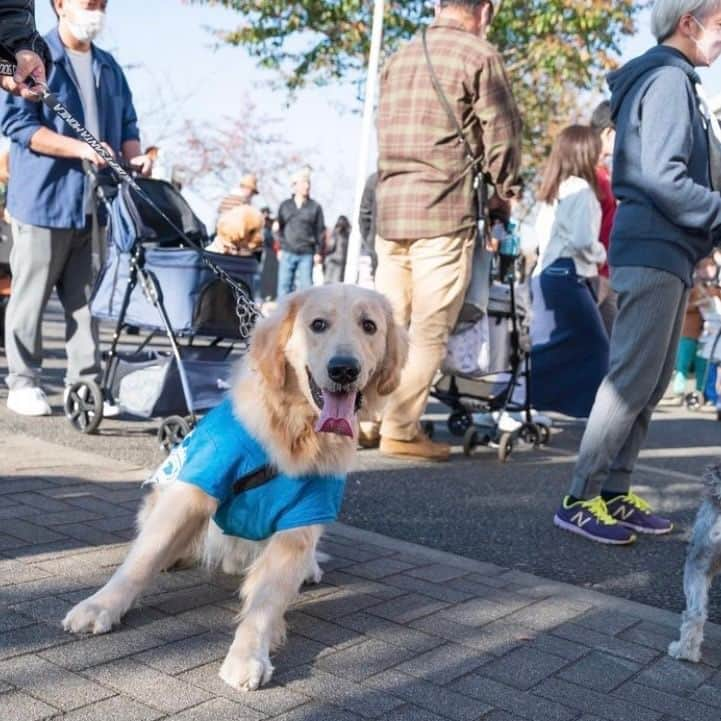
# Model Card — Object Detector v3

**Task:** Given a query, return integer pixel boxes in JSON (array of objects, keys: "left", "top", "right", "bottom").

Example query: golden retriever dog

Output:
[
  {"left": 207, "top": 204, "right": 265, "bottom": 256},
  {"left": 62, "top": 284, "right": 408, "bottom": 691}
]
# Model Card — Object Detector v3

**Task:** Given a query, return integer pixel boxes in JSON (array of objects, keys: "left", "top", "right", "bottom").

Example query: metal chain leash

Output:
[{"left": 203, "top": 258, "right": 262, "bottom": 344}]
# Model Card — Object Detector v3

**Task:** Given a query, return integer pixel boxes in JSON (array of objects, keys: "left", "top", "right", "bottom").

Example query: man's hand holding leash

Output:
[{"left": 0, "top": 49, "right": 46, "bottom": 101}]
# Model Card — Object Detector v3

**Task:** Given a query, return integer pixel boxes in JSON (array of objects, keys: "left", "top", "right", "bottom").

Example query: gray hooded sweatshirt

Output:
[{"left": 608, "top": 45, "right": 721, "bottom": 286}]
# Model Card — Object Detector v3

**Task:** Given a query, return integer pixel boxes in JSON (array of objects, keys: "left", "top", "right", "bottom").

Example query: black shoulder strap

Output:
[
  {"left": 422, "top": 27, "right": 477, "bottom": 167},
  {"left": 422, "top": 27, "right": 488, "bottom": 230},
  {"left": 232, "top": 464, "right": 278, "bottom": 495}
]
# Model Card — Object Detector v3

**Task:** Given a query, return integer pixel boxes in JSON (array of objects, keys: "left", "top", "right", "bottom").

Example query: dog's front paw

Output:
[
  {"left": 219, "top": 648, "right": 274, "bottom": 691},
  {"left": 668, "top": 639, "right": 701, "bottom": 663},
  {"left": 62, "top": 598, "right": 117, "bottom": 635}
]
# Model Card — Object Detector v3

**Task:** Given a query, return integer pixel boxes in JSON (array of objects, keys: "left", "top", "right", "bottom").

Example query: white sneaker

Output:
[
  {"left": 63, "top": 386, "right": 120, "bottom": 418},
  {"left": 471, "top": 411, "right": 522, "bottom": 432},
  {"left": 102, "top": 401, "right": 120, "bottom": 418},
  {"left": 7, "top": 387, "right": 52, "bottom": 416}
]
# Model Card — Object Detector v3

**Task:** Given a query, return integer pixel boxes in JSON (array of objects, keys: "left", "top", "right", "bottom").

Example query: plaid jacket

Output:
[{"left": 377, "top": 17, "right": 522, "bottom": 241}]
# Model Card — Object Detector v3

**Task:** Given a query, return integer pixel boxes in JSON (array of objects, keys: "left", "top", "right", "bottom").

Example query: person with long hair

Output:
[{"left": 530, "top": 124, "right": 609, "bottom": 419}]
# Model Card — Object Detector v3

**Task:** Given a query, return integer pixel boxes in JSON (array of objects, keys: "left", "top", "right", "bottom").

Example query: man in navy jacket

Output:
[{"left": 0, "top": 0, "right": 151, "bottom": 416}]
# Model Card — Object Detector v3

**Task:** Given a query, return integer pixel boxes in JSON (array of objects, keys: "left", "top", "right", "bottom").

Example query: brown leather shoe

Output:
[{"left": 379, "top": 432, "right": 450, "bottom": 461}]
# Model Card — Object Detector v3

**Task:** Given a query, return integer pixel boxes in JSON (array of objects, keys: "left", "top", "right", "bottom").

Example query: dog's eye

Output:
[
  {"left": 310, "top": 318, "right": 328, "bottom": 333},
  {"left": 361, "top": 319, "right": 377, "bottom": 335}
]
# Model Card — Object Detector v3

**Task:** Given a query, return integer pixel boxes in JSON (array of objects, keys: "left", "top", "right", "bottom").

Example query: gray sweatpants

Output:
[
  {"left": 569, "top": 266, "right": 688, "bottom": 499},
  {"left": 589, "top": 274, "right": 618, "bottom": 339},
  {"left": 4, "top": 221, "right": 100, "bottom": 391}
]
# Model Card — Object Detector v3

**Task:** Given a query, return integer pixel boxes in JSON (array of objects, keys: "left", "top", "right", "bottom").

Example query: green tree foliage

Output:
[{"left": 188, "top": 0, "right": 649, "bottom": 181}]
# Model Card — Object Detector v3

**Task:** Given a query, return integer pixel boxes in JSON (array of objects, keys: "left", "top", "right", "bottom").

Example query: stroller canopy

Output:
[{"left": 112, "top": 178, "right": 208, "bottom": 252}]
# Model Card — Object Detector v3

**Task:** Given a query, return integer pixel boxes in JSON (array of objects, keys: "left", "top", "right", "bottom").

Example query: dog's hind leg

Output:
[
  {"left": 304, "top": 549, "right": 326, "bottom": 585},
  {"left": 219, "top": 525, "right": 322, "bottom": 691},
  {"left": 63, "top": 482, "right": 216, "bottom": 635},
  {"left": 669, "top": 558, "right": 712, "bottom": 663}
]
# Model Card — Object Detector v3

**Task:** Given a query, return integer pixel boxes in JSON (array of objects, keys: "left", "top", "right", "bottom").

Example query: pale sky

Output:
[{"left": 30, "top": 3, "right": 721, "bottom": 228}]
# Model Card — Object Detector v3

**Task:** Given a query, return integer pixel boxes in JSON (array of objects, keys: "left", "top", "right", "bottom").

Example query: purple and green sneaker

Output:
[
  {"left": 604, "top": 492, "right": 673, "bottom": 535},
  {"left": 554, "top": 496, "right": 637, "bottom": 545}
]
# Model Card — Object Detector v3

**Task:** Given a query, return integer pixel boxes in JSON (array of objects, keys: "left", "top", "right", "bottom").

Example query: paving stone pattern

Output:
[{"left": 2, "top": 434, "right": 721, "bottom": 720}]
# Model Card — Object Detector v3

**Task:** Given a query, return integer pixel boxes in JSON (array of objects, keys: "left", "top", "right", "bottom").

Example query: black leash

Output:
[
  {"left": 0, "top": 60, "right": 261, "bottom": 340},
  {"left": 421, "top": 29, "right": 490, "bottom": 240}
]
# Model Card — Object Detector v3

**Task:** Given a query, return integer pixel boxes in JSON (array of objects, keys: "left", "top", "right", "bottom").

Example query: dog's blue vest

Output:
[{"left": 147, "top": 398, "right": 346, "bottom": 541}]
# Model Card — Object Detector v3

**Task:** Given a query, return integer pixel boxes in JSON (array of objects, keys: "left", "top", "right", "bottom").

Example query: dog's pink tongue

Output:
[{"left": 315, "top": 389, "right": 357, "bottom": 437}]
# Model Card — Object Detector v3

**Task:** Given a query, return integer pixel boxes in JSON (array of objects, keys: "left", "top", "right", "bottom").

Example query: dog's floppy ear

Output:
[
  {"left": 249, "top": 296, "right": 299, "bottom": 388},
  {"left": 376, "top": 298, "right": 409, "bottom": 397}
]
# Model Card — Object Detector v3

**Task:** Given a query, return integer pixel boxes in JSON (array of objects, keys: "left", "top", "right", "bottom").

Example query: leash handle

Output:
[
  {"left": 0, "top": 59, "right": 131, "bottom": 183},
  {"left": 0, "top": 60, "right": 16, "bottom": 79}
]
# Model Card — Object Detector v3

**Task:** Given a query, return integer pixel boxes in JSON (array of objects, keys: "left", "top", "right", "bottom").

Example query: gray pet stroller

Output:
[
  {"left": 429, "top": 246, "right": 551, "bottom": 462},
  {"left": 64, "top": 169, "right": 258, "bottom": 451}
]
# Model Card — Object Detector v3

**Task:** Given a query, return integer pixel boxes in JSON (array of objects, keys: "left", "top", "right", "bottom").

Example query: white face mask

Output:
[
  {"left": 65, "top": 8, "right": 106, "bottom": 43},
  {"left": 692, "top": 16, "right": 721, "bottom": 66}
]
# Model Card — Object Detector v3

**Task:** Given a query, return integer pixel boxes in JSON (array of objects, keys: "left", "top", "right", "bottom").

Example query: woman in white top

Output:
[{"left": 529, "top": 125, "right": 610, "bottom": 418}]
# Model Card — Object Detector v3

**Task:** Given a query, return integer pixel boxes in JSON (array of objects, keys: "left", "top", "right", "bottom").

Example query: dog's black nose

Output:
[{"left": 327, "top": 356, "right": 361, "bottom": 385}]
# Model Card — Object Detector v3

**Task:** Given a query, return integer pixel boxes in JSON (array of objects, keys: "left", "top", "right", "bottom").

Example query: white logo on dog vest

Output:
[
  {"left": 571, "top": 511, "right": 591, "bottom": 528},
  {"left": 145, "top": 434, "right": 192, "bottom": 487}
]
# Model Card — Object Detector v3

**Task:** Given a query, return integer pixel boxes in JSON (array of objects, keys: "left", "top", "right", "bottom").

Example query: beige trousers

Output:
[{"left": 374, "top": 230, "right": 475, "bottom": 440}]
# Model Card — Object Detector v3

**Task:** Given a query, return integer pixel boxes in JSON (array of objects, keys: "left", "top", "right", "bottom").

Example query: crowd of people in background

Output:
[
  {"left": 2, "top": 0, "right": 721, "bottom": 554},
  {"left": 210, "top": 166, "right": 368, "bottom": 302},
  {"left": 207, "top": 0, "right": 721, "bottom": 550}
]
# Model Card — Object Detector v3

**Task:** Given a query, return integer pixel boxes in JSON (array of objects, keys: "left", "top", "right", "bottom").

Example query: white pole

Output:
[{"left": 344, "top": 0, "right": 384, "bottom": 285}]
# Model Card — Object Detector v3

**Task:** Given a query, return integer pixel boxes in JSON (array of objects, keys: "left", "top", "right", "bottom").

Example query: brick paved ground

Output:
[{"left": 3, "top": 432, "right": 721, "bottom": 721}]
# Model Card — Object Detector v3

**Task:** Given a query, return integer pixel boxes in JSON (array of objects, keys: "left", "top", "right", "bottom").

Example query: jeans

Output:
[
  {"left": 277, "top": 251, "right": 314, "bottom": 298},
  {"left": 530, "top": 260, "right": 609, "bottom": 418}
]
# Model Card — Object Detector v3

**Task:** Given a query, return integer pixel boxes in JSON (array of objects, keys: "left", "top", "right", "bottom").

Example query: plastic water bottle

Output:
[{"left": 500, "top": 218, "right": 521, "bottom": 257}]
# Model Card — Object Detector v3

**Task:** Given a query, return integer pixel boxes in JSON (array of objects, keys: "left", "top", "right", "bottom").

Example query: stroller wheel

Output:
[
  {"left": 158, "top": 415, "right": 191, "bottom": 454},
  {"left": 685, "top": 392, "right": 702, "bottom": 410},
  {"left": 447, "top": 410, "right": 472, "bottom": 437},
  {"left": 519, "top": 423, "right": 541, "bottom": 447},
  {"left": 64, "top": 380, "right": 104, "bottom": 434},
  {"left": 463, "top": 426, "right": 480, "bottom": 456},
  {"left": 421, "top": 420, "right": 435, "bottom": 439},
  {"left": 497, "top": 432, "right": 514, "bottom": 463}
]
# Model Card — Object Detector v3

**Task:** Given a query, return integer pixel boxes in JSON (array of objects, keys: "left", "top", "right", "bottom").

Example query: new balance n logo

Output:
[
  {"left": 612, "top": 505, "right": 635, "bottom": 521},
  {"left": 570, "top": 511, "right": 591, "bottom": 528}
]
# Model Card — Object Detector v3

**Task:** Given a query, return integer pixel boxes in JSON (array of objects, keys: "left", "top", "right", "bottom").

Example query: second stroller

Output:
[{"left": 430, "top": 236, "right": 551, "bottom": 463}]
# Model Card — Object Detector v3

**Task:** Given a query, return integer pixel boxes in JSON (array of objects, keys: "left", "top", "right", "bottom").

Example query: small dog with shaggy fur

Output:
[
  {"left": 207, "top": 204, "right": 265, "bottom": 256},
  {"left": 669, "top": 463, "right": 721, "bottom": 663},
  {"left": 62, "top": 284, "right": 408, "bottom": 691}
]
